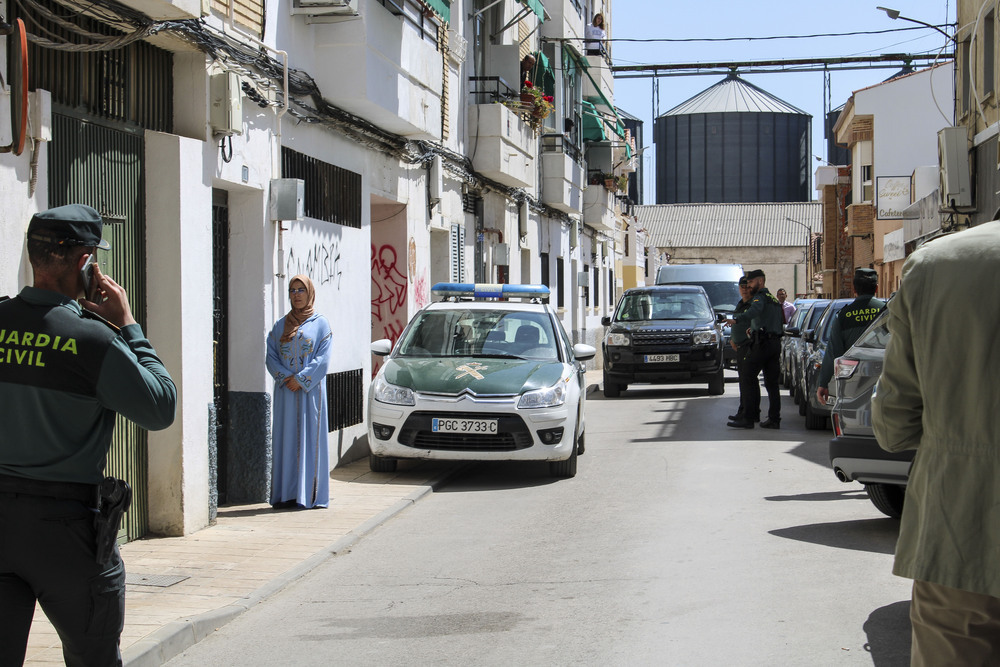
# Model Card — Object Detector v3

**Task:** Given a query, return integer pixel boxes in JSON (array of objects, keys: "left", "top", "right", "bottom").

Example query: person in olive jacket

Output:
[
  {"left": 727, "top": 276, "right": 752, "bottom": 423},
  {"left": 872, "top": 222, "right": 1000, "bottom": 665},
  {"left": 815, "top": 268, "right": 886, "bottom": 406}
]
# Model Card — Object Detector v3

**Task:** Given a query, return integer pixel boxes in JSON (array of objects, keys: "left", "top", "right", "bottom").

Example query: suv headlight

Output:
[
  {"left": 517, "top": 379, "right": 568, "bottom": 409},
  {"left": 372, "top": 375, "right": 415, "bottom": 406},
  {"left": 605, "top": 332, "right": 630, "bottom": 346},
  {"left": 692, "top": 328, "right": 719, "bottom": 345}
]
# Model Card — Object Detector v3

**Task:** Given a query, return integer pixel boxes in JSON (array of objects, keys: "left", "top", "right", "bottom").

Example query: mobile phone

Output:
[{"left": 80, "top": 253, "right": 99, "bottom": 301}]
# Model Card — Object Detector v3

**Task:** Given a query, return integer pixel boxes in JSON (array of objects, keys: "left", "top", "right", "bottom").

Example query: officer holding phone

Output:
[{"left": 0, "top": 204, "right": 177, "bottom": 666}]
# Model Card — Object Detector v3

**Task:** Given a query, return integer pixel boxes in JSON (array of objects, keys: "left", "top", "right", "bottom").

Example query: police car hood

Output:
[{"left": 382, "top": 357, "right": 566, "bottom": 395}]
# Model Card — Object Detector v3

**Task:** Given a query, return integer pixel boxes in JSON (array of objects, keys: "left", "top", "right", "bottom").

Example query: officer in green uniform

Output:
[
  {"left": 0, "top": 205, "right": 177, "bottom": 667},
  {"left": 727, "top": 276, "right": 753, "bottom": 423},
  {"left": 816, "top": 267, "right": 886, "bottom": 405},
  {"left": 727, "top": 269, "right": 784, "bottom": 429}
]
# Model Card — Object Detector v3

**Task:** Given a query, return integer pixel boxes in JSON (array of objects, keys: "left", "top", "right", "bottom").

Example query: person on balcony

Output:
[{"left": 585, "top": 13, "right": 606, "bottom": 56}]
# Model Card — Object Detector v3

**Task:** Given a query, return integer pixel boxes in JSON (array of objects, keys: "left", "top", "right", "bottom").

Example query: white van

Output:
[{"left": 654, "top": 263, "right": 744, "bottom": 367}]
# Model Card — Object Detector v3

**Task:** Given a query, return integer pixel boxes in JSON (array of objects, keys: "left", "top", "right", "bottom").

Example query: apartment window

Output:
[
  {"left": 540, "top": 252, "right": 550, "bottom": 288},
  {"left": 608, "top": 268, "right": 614, "bottom": 307},
  {"left": 556, "top": 257, "right": 565, "bottom": 308},
  {"left": 583, "top": 263, "right": 590, "bottom": 306},
  {"left": 593, "top": 264, "right": 599, "bottom": 307},
  {"left": 986, "top": 12, "right": 995, "bottom": 97},
  {"left": 861, "top": 164, "right": 873, "bottom": 203},
  {"left": 281, "top": 147, "right": 362, "bottom": 228},
  {"left": 375, "top": 0, "right": 442, "bottom": 47}
]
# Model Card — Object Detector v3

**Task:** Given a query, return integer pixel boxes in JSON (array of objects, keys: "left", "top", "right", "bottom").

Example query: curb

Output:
[{"left": 123, "top": 463, "right": 470, "bottom": 667}]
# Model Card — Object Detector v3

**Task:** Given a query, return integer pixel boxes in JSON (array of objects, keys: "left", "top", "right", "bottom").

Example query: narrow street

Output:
[{"left": 166, "top": 374, "right": 912, "bottom": 666}]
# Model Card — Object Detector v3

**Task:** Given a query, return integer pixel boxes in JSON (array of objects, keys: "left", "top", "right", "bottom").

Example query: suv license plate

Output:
[
  {"left": 431, "top": 418, "right": 499, "bottom": 434},
  {"left": 644, "top": 354, "right": 679, "bottom": 363}
]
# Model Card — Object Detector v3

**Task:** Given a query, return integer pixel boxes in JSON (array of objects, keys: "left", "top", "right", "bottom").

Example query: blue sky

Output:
[{"left": 609, "top": 0, "right": 955, "bottom": 202}]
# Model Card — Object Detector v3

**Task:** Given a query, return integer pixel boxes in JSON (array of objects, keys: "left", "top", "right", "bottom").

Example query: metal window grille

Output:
[
  {"left": 14, "top": 0, "right": 173, "bottom": 133},
  {"left": 449, "top": 223, "right": 466, "bottom": 282},
  {"left": 556, "top": 257, "right": 564, "bottom": 308},
  {"left": 540, "top": 252, "right": 549, "bottom": 288},
  {"left": 326, "top": 369, "right": 364, "bottom": 432},
  {"left": 281, "top": 147, "right": 362, "bottom": 228}
]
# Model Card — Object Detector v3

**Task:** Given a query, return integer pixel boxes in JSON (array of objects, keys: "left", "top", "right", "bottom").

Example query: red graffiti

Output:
[
  {"left": 413, "top": 273, "right": 429, "bottom": 309},
  {"left": 371, "top": 244, "right": 407, "bottom": 323}
]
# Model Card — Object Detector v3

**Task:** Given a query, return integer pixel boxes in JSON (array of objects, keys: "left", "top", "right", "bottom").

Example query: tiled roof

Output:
[
  {"left": 662, "top": 73, "right": 807, "bottom": 116},
  {"left": 638, "top": 202, "right": 823, "bottom": 248}
]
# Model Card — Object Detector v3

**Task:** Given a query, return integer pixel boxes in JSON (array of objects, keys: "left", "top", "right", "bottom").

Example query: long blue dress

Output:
[{"left": 266, "top": 313, "right": 333, "bottom": 508}]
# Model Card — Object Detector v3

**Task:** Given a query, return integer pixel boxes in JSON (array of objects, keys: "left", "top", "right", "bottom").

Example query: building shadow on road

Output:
[
  {"left": 769, "top": 518, "right": 898, "bottom": 554},
  {"left": 765, "top": 488, "right": 869, "bottom": 503},
  {"left": 864, "top": 600, "right": 912, "bottom": 666}
]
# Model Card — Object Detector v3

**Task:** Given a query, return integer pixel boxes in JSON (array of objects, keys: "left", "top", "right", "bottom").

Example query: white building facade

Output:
[{"left": 0, "top": 0, "right": 630, "bottom": 537}]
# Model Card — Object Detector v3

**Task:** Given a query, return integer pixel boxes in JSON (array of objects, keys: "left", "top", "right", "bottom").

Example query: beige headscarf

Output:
[{"left": 281, "top": 274, "right": 316, "bottom": 342}]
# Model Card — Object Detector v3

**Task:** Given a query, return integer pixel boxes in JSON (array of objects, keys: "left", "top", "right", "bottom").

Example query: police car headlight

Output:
[
  {"left": 692, "top": 328, "right": 719, "bottom": 345},
  {"left": 372, "top": 376, "right": 415, "bottom": 406},
  {"left": 518, "top": 380, "right": 568, "bottom": 409},
  {"left": 606, "top": 332, "right": 630, "bottom": 346}
]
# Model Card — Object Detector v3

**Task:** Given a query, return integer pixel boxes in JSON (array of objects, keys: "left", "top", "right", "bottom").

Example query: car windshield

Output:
[
  {"left": 691, "top": 282, "right": 742, "bottom": 312},
  {"left": 615, "top": 292, "right": 714, "bottom": 321},
  {"left": 806, "top": 303, "right": 829, "bottom": 330},
  {"left": 396, "top": 309, "right": 560, "bottom": 361},
  {"left": 853, "top": 309, "right": 891, "bottom": 349}
]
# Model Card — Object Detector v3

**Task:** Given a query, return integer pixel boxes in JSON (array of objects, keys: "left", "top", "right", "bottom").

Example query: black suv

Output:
[{"left": 601, "top": 285, "right": 726, "bottom": 397}]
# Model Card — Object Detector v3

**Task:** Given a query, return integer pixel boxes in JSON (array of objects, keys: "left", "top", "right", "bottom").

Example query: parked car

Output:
[
  {"left": 800, "top": 299, "right": 853, "bottom": 428},
  {"left": 368, "top": 283, "right": 595, "bottom": 478},
  {"left": 781, "top": 298, "right": 819, "bottom": 387},
  {"left": 654, "top": 264, "right": 743, "bottom": 369},
  {"left": 601, "top": 285, "right": 725, "bottom": 397},
  {"left": 828, "top": 307, "right": 913, "bottom": 518},
  {"left": 786, "top": 299, "right": 830, "bottom": 406}
]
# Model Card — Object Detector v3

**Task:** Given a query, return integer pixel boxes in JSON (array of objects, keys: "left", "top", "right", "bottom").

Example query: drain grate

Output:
[{"left": 125, "top": 573, "right": 190, "bottom": 588}]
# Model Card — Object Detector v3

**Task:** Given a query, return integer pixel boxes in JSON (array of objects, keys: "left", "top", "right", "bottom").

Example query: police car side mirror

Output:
[
  {"left": 370, "top": 339, "right": 392, "bottom": 356},
  {"left": 785, "top": 327, "right": 800, "bottom": 337},
  {"left": 573, "top": 344, "right": 597, "bottom": 361},
  {"left": 601, "top": 316, "right": 611, "bottom": 327}
]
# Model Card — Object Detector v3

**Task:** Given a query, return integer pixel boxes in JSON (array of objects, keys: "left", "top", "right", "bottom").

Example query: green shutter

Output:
[
  {"left": 517, "top": 0, "right": 545, "bottom": 21},
  {"left": 425, "top": 0, "right": 450, "bottom": 22},
  {"left": 581, "top": 101, "right": 606, "bottom": 142}
]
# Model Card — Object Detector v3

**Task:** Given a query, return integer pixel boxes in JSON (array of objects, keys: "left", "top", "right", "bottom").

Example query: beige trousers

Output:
[{"left": 911, "top": 580, "right": 1000, "bottom": 667}]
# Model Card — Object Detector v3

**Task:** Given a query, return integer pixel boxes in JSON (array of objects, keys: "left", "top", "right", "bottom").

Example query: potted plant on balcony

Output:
[{"left": 519, "top": 81, "right": 554, "bottom": 129}]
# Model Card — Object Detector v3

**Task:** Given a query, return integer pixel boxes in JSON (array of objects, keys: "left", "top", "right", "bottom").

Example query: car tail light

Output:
[
  {"left": 834, "top": 358, "right": 859, "bottom": 379},
  {"left": 832, "top": 412, "right": 843, "bottom": 437}
]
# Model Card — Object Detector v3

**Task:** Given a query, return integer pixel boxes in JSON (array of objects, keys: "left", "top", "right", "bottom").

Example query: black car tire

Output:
[
  {"left": 369, "top": 452, "right": 398, "bottom": 473},
  {"left": 603, "top": 373, "right": 622, "bottom": 398},
  {"left": 577, "top": 430, "right": 585, "bottom": 456},
  {"left": 865, "top": 483, "right": 905, "bottom": 519},
  {"left": 550, "top": 434, "right": 579, "bottom": 478},
  {"left": 804, "top": 399, "right": 826, "bottom": 430},
  {"left": 707, "top": 367, "right": 725, "bottom": 395},
  {"left": 798, "top": 386, "right": 808, "bottom": 416}
]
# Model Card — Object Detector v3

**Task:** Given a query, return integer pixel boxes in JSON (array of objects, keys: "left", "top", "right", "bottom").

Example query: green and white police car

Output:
[{"left": 368, "top": 283, "right": 596, "bottom": 478}]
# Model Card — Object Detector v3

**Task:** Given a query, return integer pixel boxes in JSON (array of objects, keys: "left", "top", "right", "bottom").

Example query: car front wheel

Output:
[
  {"left": 550, "top": 437, "right": 578, "bottom": 478},
  {"left": 707, "top": 367, "right": 725, "bottom": 395},
  {"left": 865, "top": 483, "right": 905, "bottom": 518},
  {"left": 369, "top": 452, "right": 398, "bottom": 473}
]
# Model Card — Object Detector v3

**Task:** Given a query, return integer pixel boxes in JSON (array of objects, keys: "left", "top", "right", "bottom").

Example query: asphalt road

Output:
[{"left": 166, "top": 372, "right": 912, "bottom": 666}]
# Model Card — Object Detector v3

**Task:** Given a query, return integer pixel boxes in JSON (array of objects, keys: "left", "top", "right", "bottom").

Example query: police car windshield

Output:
[
  {"left": 396, "top": 309, "right": 560, "bottom": 361},
  {"left": 615, "top": 293, "right": 714, "bottom": 322}
]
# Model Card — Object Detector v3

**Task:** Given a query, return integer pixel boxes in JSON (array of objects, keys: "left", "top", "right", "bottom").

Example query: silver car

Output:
[{"left": 828, "top": 307, "right": 913, "bottom": 518}]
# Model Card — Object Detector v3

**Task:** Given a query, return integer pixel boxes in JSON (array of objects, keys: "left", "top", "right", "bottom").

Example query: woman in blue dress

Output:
[{"left": 266, "top": 275, "right": 333, "bottom": 509}]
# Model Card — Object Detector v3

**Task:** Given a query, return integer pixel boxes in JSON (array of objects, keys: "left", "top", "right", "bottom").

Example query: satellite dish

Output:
[{"left": 3, "top": 18, "right": 28, "bottom": 156}]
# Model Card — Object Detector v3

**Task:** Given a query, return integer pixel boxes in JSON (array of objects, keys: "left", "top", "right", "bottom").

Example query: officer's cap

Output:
[
  {"left": 738, "top": 276, "right": 748, "bottom": 286},
  {"left": 854, "top": 268, "right": 877, "bottom": 281},
  {"left": 27, "top": 204, "right": 111, "bottom": 250},
  {"left": 746, "top": 269, "right": 765, "bottom": 280}
]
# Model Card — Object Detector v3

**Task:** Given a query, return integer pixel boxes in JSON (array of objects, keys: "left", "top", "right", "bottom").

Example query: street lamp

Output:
[
  {"left": 876, "top": 6, "right": 956, "bottom": 43},
  {"left": 785, "top": 217, "right": 813, "bottom": 296}
]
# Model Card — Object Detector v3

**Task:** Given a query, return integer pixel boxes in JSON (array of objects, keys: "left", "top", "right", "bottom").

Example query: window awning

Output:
[
  {"left": 581, "top": 101, "right": 606, "bottom": 142},
  {"left": 516, "top": 0, "right": 545, "bottom": 21},
  {"left": 529, "top": 50, "right": 555, "bottom": 96},
  {"left": 425, "top": 0, "right": 450, "bottom": 23}
]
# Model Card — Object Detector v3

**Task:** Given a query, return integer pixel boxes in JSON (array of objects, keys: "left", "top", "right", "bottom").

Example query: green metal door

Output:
[{"left": 48, "top": 108, "right": 148, "bottom": 542}]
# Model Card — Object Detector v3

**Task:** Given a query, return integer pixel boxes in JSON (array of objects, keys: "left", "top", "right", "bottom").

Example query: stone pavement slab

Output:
[{"left": 22, "top": 459, "right": 465, "bottom": 667}]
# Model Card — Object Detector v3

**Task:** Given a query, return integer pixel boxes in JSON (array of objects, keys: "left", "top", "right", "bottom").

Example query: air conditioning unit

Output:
[
  {"left": 290, "top": 0, "right": 359, "bottom": 16},
  {"left": 938, "top": 126, "right": 972, "bottom": 209}
]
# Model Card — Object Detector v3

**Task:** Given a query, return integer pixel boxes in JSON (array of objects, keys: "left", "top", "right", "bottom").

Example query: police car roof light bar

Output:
[{"left": 431, "top": 282, "right": 550, "bottom": 302}]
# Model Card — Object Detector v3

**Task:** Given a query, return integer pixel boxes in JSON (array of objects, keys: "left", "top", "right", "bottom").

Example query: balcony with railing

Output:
[
  {"left": 583, "top": 178, "right": 617, "bottom": 233},
  {"left": 583, "top": 51, "right": 614, "bottom": 112},
  {"left": 468, "top": 77, "right": 536, "bottom": 190},
  {"left": 540, "top": 134, "right": 585, "bottom": 214},
  {"left": 304, "top": 0, "right": 443, "bottom": 140}
]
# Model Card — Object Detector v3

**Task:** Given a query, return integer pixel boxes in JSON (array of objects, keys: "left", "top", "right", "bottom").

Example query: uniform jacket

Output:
[
  {"left": 817, "top": 294, "right": 886, "bottom": 389},
  {"left": 872, "top": 221, "right": 1000, "bottom": 597},
  {"left": 730, "top": 298, "right": 751, "bottom": 346},
  {"left": 0, "top": 287, "right": 176, "bottom": 484},
  {"left": 733, "top": 287, "right": 784, "bottom": 338}
]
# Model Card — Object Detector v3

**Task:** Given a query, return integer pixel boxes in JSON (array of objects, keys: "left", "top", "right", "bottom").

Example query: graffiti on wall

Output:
[
  {"left": 371, "top": 243, "right": 407, "bottom": 376},
  {"left": 285, "top": 240, "right": 344, "bottom": 289}
]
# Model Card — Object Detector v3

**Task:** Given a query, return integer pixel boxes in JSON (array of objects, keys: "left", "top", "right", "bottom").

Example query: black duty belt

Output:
[{"left": 0, "top": 473, "right": 100, "bottom": 507}]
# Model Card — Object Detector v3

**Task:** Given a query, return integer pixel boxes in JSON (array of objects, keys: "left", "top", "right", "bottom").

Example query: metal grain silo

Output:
[{"left": 655, "top": 73, "right": 812, "bottom": 204}]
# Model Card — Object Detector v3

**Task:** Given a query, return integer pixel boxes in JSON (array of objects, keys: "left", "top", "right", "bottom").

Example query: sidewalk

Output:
[
  {"left": 23, "top": 460, "right": 465, "bottom": 667},
  {"left": 24, "top": 372, "right": 603, "bottom": 666}
]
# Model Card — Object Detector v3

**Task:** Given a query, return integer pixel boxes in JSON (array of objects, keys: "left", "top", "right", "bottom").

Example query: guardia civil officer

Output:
[
  {"left": 727, "top": 276, "right": 753, "bottom": 423},
  {"left": 726, "top": 269, "right": 784, "bottom": 429},
  {"left": 0, "top": 205, "right": 176, "bottom": 666},
  {"left": 815, "top": 267, "right": 886, "bottom": 405}
]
